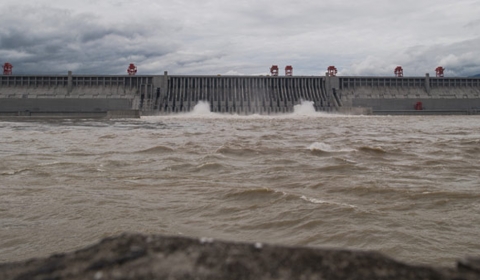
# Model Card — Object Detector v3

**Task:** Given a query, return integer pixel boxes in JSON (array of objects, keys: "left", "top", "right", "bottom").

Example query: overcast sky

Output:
[{"left": 1, "top": 0, "right": 479, "bottom": 76}]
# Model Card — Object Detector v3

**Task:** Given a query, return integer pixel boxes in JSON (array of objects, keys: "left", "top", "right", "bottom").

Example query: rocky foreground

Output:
[{"left": 1, "top": 233, "right": 479, "bottom": 280}]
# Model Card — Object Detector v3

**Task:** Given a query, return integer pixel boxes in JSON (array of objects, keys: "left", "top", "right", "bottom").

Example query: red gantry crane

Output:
[
  {"left": 435, "top": 66, "right": 445, "bottom": 77},
  {"left": 327, "top": 66, "right": 337, "bottom": 77},
  {"left": 270, "top": 65, "right": 279, "bottom": 76},
  {"left": 285, "top": 65, "right": 293, "bottom": 76},
  {"left": 127, "top": 63, "right": 137, "bottom": 75},
  {"left": 394, "top": 66, "right": 403, "bottom": 77},
  {"left": 3, "top": 62, "right": 13, "bottom": 75}
]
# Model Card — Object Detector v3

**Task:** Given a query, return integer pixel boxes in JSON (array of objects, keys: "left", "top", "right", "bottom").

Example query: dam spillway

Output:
[
  {"left": 1, "top": 71, "right": 480, "bottom": 116},
  {"left": 158, "top": 75, "right": 335, "bottom": 114}
]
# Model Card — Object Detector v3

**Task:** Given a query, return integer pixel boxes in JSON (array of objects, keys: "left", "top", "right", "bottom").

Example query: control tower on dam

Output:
[{"left": 1, "top": 71, "right": 480, "bottom": 116}]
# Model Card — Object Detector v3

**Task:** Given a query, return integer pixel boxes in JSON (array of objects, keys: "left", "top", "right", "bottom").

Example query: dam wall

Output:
[
  {"left": 2, "top": 71, "right": 480, "bottom": 116},
  {"left": 0, "top": 73, "right": 149, "bottom": 116},
  {"left": 0, "top": 99, "right": 133, "bottom": 117},
  {"left": 336, "top": 75, "right": 480, "bottom": 114},
  {"left": 351, "top": 99, "right": 479, "bottom": 115}
]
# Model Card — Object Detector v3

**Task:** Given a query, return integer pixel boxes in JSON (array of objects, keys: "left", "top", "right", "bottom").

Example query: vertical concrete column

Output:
[
  {"left": 425, "top": 73, "right": 431, "bottom": 95},
  {"left": 152, "top": 75, "right": 161, "bottom": 111},
  {"left": 67, "top": 71, "right": 73, "bottom": 94},
  {"left": 161, "top": 71, "right": 169, "bottom": 111},
  {"left": 162, "top": 71, "right": 168, "bottom": 96},
  {"left": 325, "top": 73, "right": 331, "bottom": 100},
  {"left": 330, "top": 76, "right": 340, "bottom": 91},
  {"left": 325, "top": 73, "right": 332, "bottom": 106},
  {"left": 162, "top": 71, "right": 168, "bottom": 91},
  {"left": 331, "top": 76, "right": 340, "bottom": 107}
]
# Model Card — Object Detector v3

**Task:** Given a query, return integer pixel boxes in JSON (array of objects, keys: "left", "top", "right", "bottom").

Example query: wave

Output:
[
  {"left": 1, "top": 168, "right": 32, "bottom": 176},
  {"left": 260, "top": 134, "right": 283, "bottom": 140},
  {"left": 300, "top": 195, "right": 357, "bottom": 209},
  {"left": 163, "top": 163, "right": 196, "bottom": 172},
  {"left": 223, "top": 187, "right": 286, "bottom": 201},
  {"left": 315, "top": 164, "right": 356, "bottom": 172},
  {"left": 308, "top": 142, "right": 356, "bottom": 154},
  {"left": 98, "top": 160, "right": 133, "bottom": 169},
  {"left": 194, "top": 162, "right": 226, "bottom": 172},
  {"left": 223, "top": 187, "right": 358, "bottom": 212},
  {"left": 215, "top": 145, "right": 260, "bottom": 157},
  {"left": 417, "top": 190, "right": 480, "bottom": 200},
  {"left": 65, "top": 151, "right": 113, "bottom": 157},
  {"left": 309, "top": 143, "right": 386, "bottom": 156},
  {"left": 98, "top": 134, "right": 118, "bottom": 140},
  {"left": 135, "top": 145, "right": 174, "bottom": 154},
  {"left": 358, "top": 146, "right": 387, "bottom": 154}
]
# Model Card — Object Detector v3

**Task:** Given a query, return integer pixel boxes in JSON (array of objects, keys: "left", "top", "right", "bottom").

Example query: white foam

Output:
[
  {"left": 300, "top": 195, "right": 356, "bottom": 208},
  {"left": 141, "top": 100, "right": 365, "bottom": 121},
  {"left": 308, "top": 142, "right": 334, "bottom": 152},
  {"left": 190, "top": 101, "right": 212, "bottom": 115},
  {"left": 308, "top": 142, "right": 356, "bottom": 153},
  {"left": 199, "top": 237, "right": 214, "bottom": 244},
  {"left": 293, "top": 100, "right": 317, "bottom": 116}
]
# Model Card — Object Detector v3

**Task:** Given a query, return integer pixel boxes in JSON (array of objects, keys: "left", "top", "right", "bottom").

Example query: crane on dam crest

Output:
[
  {"left": 127, "top": 63, "right": 137, "bottom": 76},
  {"left": 3, "top": 62, "right": 13, "bottom": 75}
]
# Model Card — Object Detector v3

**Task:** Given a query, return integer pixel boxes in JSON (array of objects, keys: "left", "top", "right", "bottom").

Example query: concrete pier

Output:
[{"left": 1, "top": 72, "right": 480, "bottom": 116}]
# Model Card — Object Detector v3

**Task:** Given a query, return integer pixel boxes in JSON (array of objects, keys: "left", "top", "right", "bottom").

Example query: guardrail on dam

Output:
[{"left": 1, "top": 71, "right": 480, "bottom": 116}]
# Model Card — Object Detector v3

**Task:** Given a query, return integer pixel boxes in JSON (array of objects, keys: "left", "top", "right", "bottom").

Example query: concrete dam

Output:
[{"left": 1, "top": 71, "right": 480, "bottom": 116}]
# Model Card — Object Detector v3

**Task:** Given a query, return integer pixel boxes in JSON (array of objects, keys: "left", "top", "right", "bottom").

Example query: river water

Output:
[{"left": 1, "top": 102, "right": 480, "bottom": 267}]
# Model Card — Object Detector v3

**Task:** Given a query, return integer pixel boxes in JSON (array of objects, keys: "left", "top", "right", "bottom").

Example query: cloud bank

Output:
[{"left": 1, "top": 0, "right": 479, "bottom": 76}]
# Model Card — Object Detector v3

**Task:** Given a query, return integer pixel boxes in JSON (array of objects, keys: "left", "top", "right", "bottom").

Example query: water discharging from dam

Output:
[
  {"left": 293, "top": 100, "right": 318, "bottom": 116},
  {"left": 190, "top": 101, "right": 212, "bottom": 115},
  {"left": 166, "top": 100, "right": 326, "bottom": 118}
]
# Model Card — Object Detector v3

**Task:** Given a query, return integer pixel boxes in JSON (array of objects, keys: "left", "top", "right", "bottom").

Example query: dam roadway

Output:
[{"left": 1, "top": 71, "right": 480, "bottom": 116}]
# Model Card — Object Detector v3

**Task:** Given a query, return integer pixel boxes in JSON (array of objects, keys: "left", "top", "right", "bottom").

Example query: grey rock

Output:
[
  {"left": 458, "top": 257, "right": 480, "bottom": 274},
  {"left": 0, "top": 233, "right": 478, "bottom": 280}
]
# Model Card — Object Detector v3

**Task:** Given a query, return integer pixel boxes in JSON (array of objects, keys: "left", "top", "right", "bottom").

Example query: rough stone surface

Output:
[{"left": 0, "top": 233, "right": 479, "bottom": 280}]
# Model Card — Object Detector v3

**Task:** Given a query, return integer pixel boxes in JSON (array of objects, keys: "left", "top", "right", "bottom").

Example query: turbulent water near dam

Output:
[{"left": 1, "top": 102, "right": 480, "bottom": 267}]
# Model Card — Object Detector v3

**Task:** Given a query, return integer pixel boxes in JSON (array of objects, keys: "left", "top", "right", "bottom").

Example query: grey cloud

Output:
[
  {"left": 465, "top": 19, "right": 480, "bottom": 30},
  {"left": 0, "top": 5, "right": 180, "bottom": 74},
  {"left": 79, "top": 29, "right": 116, "bottom": 44},
  {"left": 343, "top": 37, "right": 480, "bottom": 77},
  {"left": 1, "top": 1, "right": 479, "bottom": 76},
  {"left": 0, "top": 32, "right": 40, "bottom": 50}
]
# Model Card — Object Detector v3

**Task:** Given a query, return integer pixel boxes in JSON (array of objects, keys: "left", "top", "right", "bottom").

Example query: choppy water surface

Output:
[{"left": 1, "top": 105, "right": 480, "bottom": 267}]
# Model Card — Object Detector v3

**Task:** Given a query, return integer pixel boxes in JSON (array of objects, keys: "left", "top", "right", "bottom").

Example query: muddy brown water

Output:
[{"left": 1, "top": 106, "right": 480, "bottom": 267}]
